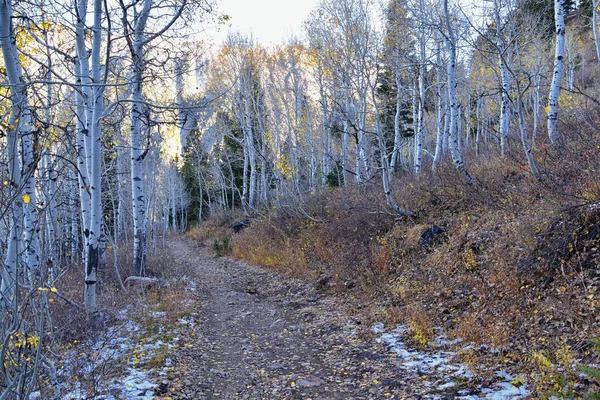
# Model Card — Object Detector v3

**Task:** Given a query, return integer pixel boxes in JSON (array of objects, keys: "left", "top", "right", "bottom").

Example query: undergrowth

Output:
[{"left": 189, "top": 123, "right": 600, "bottom": 395}]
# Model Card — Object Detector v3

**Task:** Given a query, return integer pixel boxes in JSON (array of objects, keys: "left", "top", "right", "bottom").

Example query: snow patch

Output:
[
  {"left": 57, "top": 308, "right": 180, "bottom": 399},
  {"left": 372, "top": 323, "right": 529, "bottom": 399},
  {"left": 181, "top": 275, "right": 197, "bottom": 292}
]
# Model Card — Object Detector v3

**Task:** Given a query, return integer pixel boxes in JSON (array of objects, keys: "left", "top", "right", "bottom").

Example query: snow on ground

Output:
[
  {"left": 371, "top": 322, "right": 530, "bottom": 399},
  {"left": 57, "top": 317, "right": 162, "bottom": 399},
  {"left": 42, "top": 307, "right": 193, "bottom": 399}
]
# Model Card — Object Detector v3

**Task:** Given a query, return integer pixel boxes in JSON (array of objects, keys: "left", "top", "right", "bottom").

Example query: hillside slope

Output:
[{"left": 192, "top": 144, "right": 600, "bottom": 397}]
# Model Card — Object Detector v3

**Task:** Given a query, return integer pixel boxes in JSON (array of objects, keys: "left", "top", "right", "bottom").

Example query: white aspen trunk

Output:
[
  {"left": 244, "top": 93, "right": 258, "bottom": 208},
  {"left": 205, "top": 174, "right": 213, "bottom": 216},
  {"left": 170, "top": 173, "right": 177, "bottom": 231},
  {"left": 242, "top": 142, "right": 249, "bottom": 210},
  {"left": 21, "top": 108, "right": 40, "bottom": 283},
  {"left": 371, "top": 81, "right": 414, "bottom": 217},
  {"left": 175, "top": 56, "right": 195, "bottom": 152},
  {"left": 547, "top": 0, "right": 566, "bottom": 145},
  {"left": 354, "top": 110, "right": 362, "bottom": 183},
  {"left": 130, "top": 0, "right": 152, "bottom": 276},
  {"left": 390, "top": 67, "right": 403, "bottom": 173},
  {"left": 271, "top": 118, "right": 284, "bottom": 194},
  {"left": 443, "top": 0, "right": 474, "bottom": 185},
  {"left": 475, "top": 97, "right": 482, "bottom": 156},
  {"left": 357, "top": 95, "right": 371, "bottom": 180},
  {"left": 42, "top": 149, "right": 57, "bottom": 281},
  {"left": 252, "top": 94, "right": 268, "bottom": 205},
  {"left": 465, "top": 93, "right": 471, "bottom": 148},
  {"left": 567, "top": 60, "right": 575, "bottom": 91},
  {"left": 415, "top": 14, "right": 426, "bottom": 174},
  {"left": 74, "top": 0, "right": 91, "bottom": 268},
  {"left": 69, "top": 175, "right": 79, "bottom": 262},
  {"left": 0, "top": 129, "right": 21, "bottom": 305},
  {"left": 594, "top": 0, "right": 600, "bottom": 61},
  {"left": 342, "top": 119, "right": 350, "bottom": 186},
  {"left": 291, "top": 125, "right": 301, "bottom": 195},
  {"left": 411, "top": 79, "right": 418, "bottom": 170},
  {"left": 227, "top": 156, "right": 236, "bottom": 211},
  {"left": 1, "top": 0, "right": 29, "bottom": 303},
  {"left": 494, "top": 0, "right": 511, "bottom": 157},
  {"left": 532, "top": 73, "right": 541, "bottom": 146},
  {"left": 116, "top": 146, "right": 125, "bottom": 240},
  {"left": 146, "top": 134, "right": 160, "bottom": 244},
  {"left": 293, "top": 84, "right": 303, "bottom": 196},
  {"left": 318, "top": 68, "right": 332, "bottom": 182},
  {"left": 433, "top": 65, "right": 445, "bottom": 170},
  {"left": 2, "top": 9, "right": 40, "bottom": 285},
  {"left": 42, "top": 39, "right": 57, "bottom": 282},
  {"left": 518, "top": 96, "right": 541, "bottom": 181},
  {"left": 306, "top": 104, "right": 318, "bottom": 192},
  {"left": 345, "top": 99, "right": 362, "bottom": 183},
  {"left": 310, "top": 131, "right": 317, "bottom": 192},
  {"left": 261, "top": 133, "right": 269, "bottom": 204},
  {"left": 85, "top": 0, "right": 104, "bottom": 314},
  {"left": 266, "top": 77, "right": 284, "bottom": 195},
  {"left": 457, "top": 104, "right": 463, "bottom": 151},
  {"left": 442, "top": 97, "right": 450, "bottom": 153},
  {"left": 75, "top": 0, "right": 94, "bottom": 185}
]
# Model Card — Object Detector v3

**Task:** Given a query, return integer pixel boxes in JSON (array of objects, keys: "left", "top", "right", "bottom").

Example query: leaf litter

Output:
[{"left": 37, "top": 235, "right": 534, "bottom": 399}]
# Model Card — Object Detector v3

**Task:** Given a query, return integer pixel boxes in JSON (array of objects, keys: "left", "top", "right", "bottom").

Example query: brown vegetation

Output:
[{"left": 189, "top": 125, "right": 600, "bottom": 395}]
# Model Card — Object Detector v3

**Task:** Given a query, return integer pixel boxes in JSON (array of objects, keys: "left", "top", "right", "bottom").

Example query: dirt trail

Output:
[{"left": 155, "top": 235, "right": 451, "bottom": 400}]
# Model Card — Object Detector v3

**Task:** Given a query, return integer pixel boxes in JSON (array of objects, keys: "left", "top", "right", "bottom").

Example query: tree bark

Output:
[
  {"left": 443, "top": 0, "right": 475, "bottom": 185},
  {"left": 547, "top": 0, "right": 566, "bottom": 145}
]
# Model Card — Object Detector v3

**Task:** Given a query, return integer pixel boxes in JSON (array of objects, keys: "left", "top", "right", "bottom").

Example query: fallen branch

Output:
[{"left": 45, "top": 286, "right": 84, "bottom": 310}]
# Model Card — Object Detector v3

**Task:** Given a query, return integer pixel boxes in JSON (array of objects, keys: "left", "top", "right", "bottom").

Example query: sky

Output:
[{"left": 207, "top": 0, "right": 320, "bottom": 46}]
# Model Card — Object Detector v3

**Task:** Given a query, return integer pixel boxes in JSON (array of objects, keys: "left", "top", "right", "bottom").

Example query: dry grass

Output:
[
  {"left": 187, "top": 211, "right": 240, "bottom": 245},
  {"left": 189, "top": 117, "right": 600, "bottom": 395}
]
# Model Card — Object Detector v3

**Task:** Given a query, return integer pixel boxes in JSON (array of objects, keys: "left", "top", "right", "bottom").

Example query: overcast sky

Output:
[{"left": 207, "top": 0, "right": 319, "bottom": 45}]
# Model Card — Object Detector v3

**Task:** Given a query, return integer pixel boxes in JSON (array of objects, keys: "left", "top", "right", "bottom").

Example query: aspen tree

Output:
[
  {"left": 493, "top": 0, "right": 512, "bottom": 156},
  {"left": 442, "top": 0, "right": 475, "bottom": 185},
  {"left": 547, "top": 0, "right": 567, "bottom": 145},
  {"left": 120, "top": 0, "right": 189, "bottom": 275}
]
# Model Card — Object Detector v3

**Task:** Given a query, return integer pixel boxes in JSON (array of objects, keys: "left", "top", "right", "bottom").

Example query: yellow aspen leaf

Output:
[
  {"left": 511, "top": 375, "right": 525, "bottom": 387},
  {"left": 544, "top": 106, "right": 551, "bottom": 113},
  {"left": 22, "top": 193, "right": 31, "bottom": 203},
  {"left": 37, "top": 287, "right": 49, "bottom": 291},
  {"left": 50, "top": 287, "right": 57, "bottom": 293}
]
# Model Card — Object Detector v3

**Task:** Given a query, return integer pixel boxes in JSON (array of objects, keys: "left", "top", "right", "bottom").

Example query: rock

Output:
[
  {"left": 419, "top": 225, "right": 445, "bottom": 247},
  {"left": 269, "top": 363, "right": 286, "bottom": 370},
  {"left": 232, "top": 219, "right": 251, "bottom": 233},
  {"left": 297, "top": 376, "right": 325, "bottom": 388},
  {"left": 155, "top": 381, "right": 169, "bottom": 395},
  {"left": 123, "top": 276, "right": 162, "bottom": 293},
  {"left": 209, "top": 368, "right": 227, "bottom": 378},
  {"left": 307, "top": 295, "right": 318, "bottom": 303},
  {"left": 314, "top": 276, "right": 332, "bottom": 291}
]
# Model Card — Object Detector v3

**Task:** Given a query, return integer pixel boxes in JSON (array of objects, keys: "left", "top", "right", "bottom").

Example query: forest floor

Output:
[{"left": 89, "top": 234, "right": 527, "bottom": 400}]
